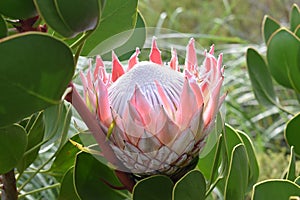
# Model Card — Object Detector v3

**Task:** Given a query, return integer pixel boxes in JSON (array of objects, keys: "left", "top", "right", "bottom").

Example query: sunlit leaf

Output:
[
  {"left": 262, "top": 16, "right": 281, "bottom": 44},
  {"left": 267, "top": 28, "right": 300, "bottom": 91},
  {"left": 74, "top": 152, "right": 128, "bottom": 200},
  {"left": 0, "top": 33, "right": 74, "bottom": 127},
  {"left": 0, "top": 124, "right": 27, "bottom": 174},
  {"left": 285, "top": 112, "right": 300, "bottom": 156},
  {"left": 102, "top": 12, "right": 146, "bottom": 61},
  {"left": 246, "top": 48, "right": 277, "bottom": 106},
  {"left": 0, "top": 0, "right": 37, "bottom": 19},
  {"left": 81, "top": 0, "right": 138, "bottom": 56},
  {"left": 224, "top": 144, "right": 248, "bottom": 200},
  {"left": 252, "top": 179, "right": 300, "bottom": 200},
  {"left": 133, "top": 175, "right": 173, "bottom": 200},
  {"left": 173, "top": 170, "right": 206, "bottom": 200}
]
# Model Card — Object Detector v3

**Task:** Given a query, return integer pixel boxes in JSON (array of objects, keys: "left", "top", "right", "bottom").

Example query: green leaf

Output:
[
  {"left": 81, "top": 0, "right": 138, "bottom": 56},
  {"left": 0, "top": 0, "right": 37, "bottom": 19},
  {"left": 173, "top": 170, "right": 206, "bottom": 200},
  {"left": 74, "top": 152, "right": 128, "bottom": 200},
  {"left": 295, "top": 25, "right": 300, "bottom": 38},
  {"left": 58, "top": 167, "right": 80, "bottom": 200},
  {"left": 102, "top": 12, "right": 146, "bottom": 61},
  {"left": 262, "top": 16, "right": 281, "bottom": 44},
  {"left": 224, "top": 124, "right": 243, "bottom": 162},
  {"left": 267, "top": 28, "right": 300, "bottom": 92},
  {"left": 286, "top": 146, "right": 296, "bottom": 181},
  {"left": 0, "top": 124, "right": 27, "bottom": 174},
  {"left": 48, "top": 134, "right": 81, "bottom": 180},
  {"left": 55, "top": 0, "right": 100, "bottom": 33},
  {"left": 246, "top": 48, "right": 277, "bottom": 106},
  {"left": 0, "top": 33, "right": 74, "bottom": 127},
  {"left": 224, "top": 144, "right": 249, "bottom": 200},
  {"left": 295, "top": 176, "right": 300, "bottom": 186},
  {"left": 17, "top": 112, "right": 45, "bottom": 173},
  {"left": 285, "top": 112, "right": 300, "bottom": 156},
  {"left": 252, "top": 179, "right": 300, "bottom": 200},
  {"left": 290, "top": 4, "right": 300, "bottom": 32},
  {"left": 34, "top": 0, "right": 74, "bottom": 38},
  {"left": 0, "top": 15, "right": 7, "bottom": 38},
  {"left": 237, "top": 130, "right": 259, "bottom": 191},
  {"left": 133, "top": 175, "right": 173, "bottom": 200}
]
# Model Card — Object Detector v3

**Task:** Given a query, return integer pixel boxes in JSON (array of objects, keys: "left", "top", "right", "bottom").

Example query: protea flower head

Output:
[{"left": 78, "top": 38, "right": 225, "bottom": 178}]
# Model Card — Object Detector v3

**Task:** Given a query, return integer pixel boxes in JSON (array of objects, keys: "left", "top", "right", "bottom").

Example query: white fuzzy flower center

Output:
[{"left": 108, "top": 61, "right": 184, "bottom": 116}]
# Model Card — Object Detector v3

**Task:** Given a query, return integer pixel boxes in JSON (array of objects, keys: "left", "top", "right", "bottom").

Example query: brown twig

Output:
[{"left": 1, "top": 169, "right": 18, "bottom": 200}]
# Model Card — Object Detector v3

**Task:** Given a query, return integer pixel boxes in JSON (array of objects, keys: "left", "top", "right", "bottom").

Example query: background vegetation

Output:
[{"left": 139, "top": 0, "right": 300, "bottom": 181}]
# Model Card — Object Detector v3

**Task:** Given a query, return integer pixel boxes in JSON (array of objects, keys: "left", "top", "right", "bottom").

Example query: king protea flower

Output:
[{"left": 76, "top": 38, "right": 225, "bottom": 177}]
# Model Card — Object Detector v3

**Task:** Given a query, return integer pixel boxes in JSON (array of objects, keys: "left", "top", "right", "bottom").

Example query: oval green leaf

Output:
[
  {"left": 49, "top": 134, "right": 81, "bottom": 180},
  {"left": 0, "top": 124, "right": 27, "bottom": 174},
  {"left": 55, "top": 0, "right": 100, "bottom": 33},
  {"left": 58, "top": 167, "right": 80, "bottom": 200},
  {"left": 173, "top": 170, "right": 206, "bottom": 200},
  {"left": 246, "top": 48, "right": 277, "bottom": 106},
  {"left": 17, "top": 112, "right": 45, "bottom": 174},
  {"left": 81, "top": 0, "right": 138, "bottom": 56},
  {"left": 74, "top": 152, "right": 128, "bottom": 200},
  {"left": 237, "top": 130, "right": 259, "bottom": 191},
  {"left": 224, "top": 144, "right": 249, "bottom": 200},
  {"left": 34, "top": 0, "right": 74, "bottom": 38},
  {"left": 0, "top": 0, "right": 37, "bottom": 19},
  {"left": 133, "top": 175, "right": 173, "bottom": 200},
  {"left": 290, "top": 4, "right": 300, "bottom": 32},
  {"left": 262, "top": 16, "right": 281, "bottom": 44},
  {"left": 267, "top": 28, "right": 300, "bottom": 91},
  {"left": 101, "top": 12, "right": 146, "bottom": 61},
  {"left": 285, "top": 112, "right": 300, "bottom": 156},
  {"left": 0, "top": 33, "right": 74, "bottom": 127},
  {"left": 0, "top": 15, "right": 7, "bottom": 39},
  {"left": 252, "top": 179, "right": 300, "bottom": 200}
]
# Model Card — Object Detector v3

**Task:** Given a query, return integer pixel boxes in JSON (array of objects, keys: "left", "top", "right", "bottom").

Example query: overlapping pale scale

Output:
[{"left": 80, "top": 37, "right": 225, "bottom": 174}]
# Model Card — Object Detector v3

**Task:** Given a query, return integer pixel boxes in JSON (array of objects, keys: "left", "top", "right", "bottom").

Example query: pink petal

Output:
[
  {"left": 203, "top": 77, "right": 224, "bottom": 127},
  {"left": 185, "top": 38, "right": 198, "bottom": 72},
  {"left": 155, "top": 81, "right": 175, "bottom": 116},
  {"left": 96, "top": 79, "right": 112, "bottom": 127},
  {"left": 189, "top": 79, "right": 204, "bottom": 108},
  {"left": 152, "top": 108, "right": 179, "bottom": 145},
  {"left": 127, "top": 48, "right": 140, "bottom": 71},
  {"left": 130, "top": 86, "right": 152, "bottom": 125},
  {"left": 149, "top": 37, "right": 163, "bottom": 65},
  {"left": 170, "top": 48, "right": 179, "bottom": 71},
  {"left": 112, "top": 51, "right": 125, "bottom": 82},
  {"left": 176, "top": 78, "right": 197, "bottom": 128}
]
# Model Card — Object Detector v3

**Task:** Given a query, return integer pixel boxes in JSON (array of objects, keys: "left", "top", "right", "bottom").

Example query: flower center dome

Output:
[{"left": 108, "top": 61, "right": 184, "bottom": 116}]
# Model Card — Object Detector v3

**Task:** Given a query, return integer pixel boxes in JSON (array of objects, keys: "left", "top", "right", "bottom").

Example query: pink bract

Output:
[{"left": 78, "top": 38, "right": 225, "bottom": 175}]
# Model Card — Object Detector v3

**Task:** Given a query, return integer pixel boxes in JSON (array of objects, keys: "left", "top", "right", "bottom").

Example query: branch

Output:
[{"left": 1, "top": 169, "right": 18, "bottom": 200}]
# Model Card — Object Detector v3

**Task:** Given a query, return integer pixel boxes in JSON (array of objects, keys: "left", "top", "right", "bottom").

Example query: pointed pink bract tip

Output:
[
  {"left": 149, "top": 37, "right": 163, "bottom": 65},
  {"left": 111, "top": 51, "right": 125, "bottom": 82},
  {"left": 128, "top": 48, "right": 140, "bottom": 71}
]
